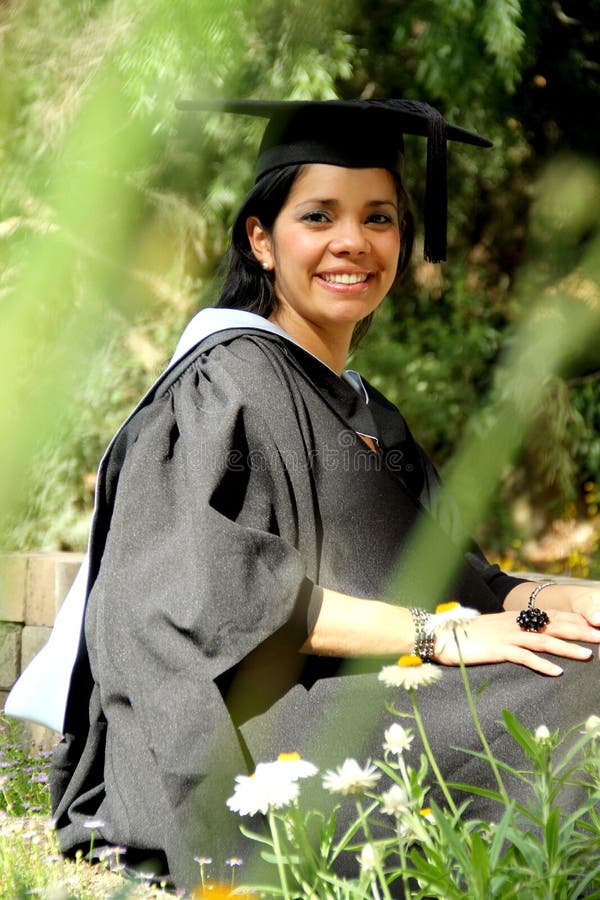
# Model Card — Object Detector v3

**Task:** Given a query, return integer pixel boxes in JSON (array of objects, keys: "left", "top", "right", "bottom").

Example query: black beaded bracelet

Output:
[{"left": 410, "top": 607, "right": 435, "bottom": 661}]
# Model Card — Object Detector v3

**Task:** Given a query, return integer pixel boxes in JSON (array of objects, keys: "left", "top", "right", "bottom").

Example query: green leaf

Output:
[
  {"left": 450, "top": 743, "right": 531, "bottom": 782},
  {"left": 407, "top": 847, "right": 464, "bottom": 900},
  {"left": 487, "top": 804, "right": 518, "bottom": 869},
  {"left": 239, "top": 824, "right": 274, "bottom": 847},
  {"left": 544, "top": 805, "right": 560, "bottom": 866},
  {"left": 502, "top": 709, "right": 540, "bottom": 760},
  {"left": 569, "top": 859, "right": 600, "bottom": 898},
  {"left": 447, "top": 780, "right": 507, "bottom": 805},
  {"left": 469, "top": 830, "right": 491, "bottom": 896}
]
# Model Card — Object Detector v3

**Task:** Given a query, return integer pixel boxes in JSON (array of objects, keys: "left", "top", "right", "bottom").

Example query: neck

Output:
[{"left": 268, "top": 309, "right": 352, "bottom": 375}]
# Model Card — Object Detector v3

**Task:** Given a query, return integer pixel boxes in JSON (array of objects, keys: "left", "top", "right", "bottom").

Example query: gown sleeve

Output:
[
  {"left": 52, "top": 335, "right": 326, "bottom": 877},
  {"left": 88, "top": 334, "right": 326, "bottom": 684}
]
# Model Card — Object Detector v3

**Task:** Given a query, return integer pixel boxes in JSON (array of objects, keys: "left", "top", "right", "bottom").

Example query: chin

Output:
[{"left": 326, "top": 299, "right": 382, "bottom": 323}]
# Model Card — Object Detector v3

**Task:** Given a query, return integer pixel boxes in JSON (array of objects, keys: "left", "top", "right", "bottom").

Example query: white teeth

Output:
[{"left": 321, "top": 272, "right": 369, "bottom": 284}]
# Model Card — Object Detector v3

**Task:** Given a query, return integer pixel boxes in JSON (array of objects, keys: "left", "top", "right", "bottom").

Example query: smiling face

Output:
[{"left": 246, "top": 164, "right": 402, "bottom": 368}]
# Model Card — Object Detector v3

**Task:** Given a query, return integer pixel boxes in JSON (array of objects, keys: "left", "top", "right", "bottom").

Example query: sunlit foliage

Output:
[{"left": 1, "top": 0, "right": 599, "bottom": 565}]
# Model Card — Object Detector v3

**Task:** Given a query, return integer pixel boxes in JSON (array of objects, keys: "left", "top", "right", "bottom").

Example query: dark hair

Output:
[{"left": 217, "top": 164, "right": 415, "bottom": 346}]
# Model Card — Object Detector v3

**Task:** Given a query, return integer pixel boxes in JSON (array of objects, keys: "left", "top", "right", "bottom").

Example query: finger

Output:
[
  {"left": 572, "top": 592, "right": 600, "bottom": 627},
  {"left": 505, "top": 646, "right": 564, "bottom": 677},
  {"left": 544, "top": 614, "right": 600, "bottom": 643},
  {"left": 521, "top": 634, "right": 593, "bottom": 661},
  {"left": 513, "top": 607, "right": 600, "bottom": 642}
]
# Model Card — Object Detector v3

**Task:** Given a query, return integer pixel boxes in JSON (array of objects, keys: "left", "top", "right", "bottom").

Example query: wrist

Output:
[
  {"left": 410, "top": 607, "right": 436, "bottom": 662},
  {"left": 504, "top": 580, "right": 559, "bottom": 611}
]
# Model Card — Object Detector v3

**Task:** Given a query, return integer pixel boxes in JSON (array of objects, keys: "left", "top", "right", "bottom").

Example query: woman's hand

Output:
[
  {"left": 570, "top": 589, "right": 600, "bottom": 628},
  {"left": 303, "top": 582, "right": 600, "bottom": 675},
  {"left": 434, "top": 608, "right": 600, "bottom": 676}
]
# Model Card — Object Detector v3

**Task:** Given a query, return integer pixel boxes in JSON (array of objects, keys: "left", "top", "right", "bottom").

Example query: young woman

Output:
[{"left": 50, "top": 100, "right": 600, "bottom": 891}]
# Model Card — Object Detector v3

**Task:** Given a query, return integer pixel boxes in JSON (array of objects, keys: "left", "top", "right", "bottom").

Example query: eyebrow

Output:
[{"left": 295, "top": 198, "right": 398, "bottom": 210}]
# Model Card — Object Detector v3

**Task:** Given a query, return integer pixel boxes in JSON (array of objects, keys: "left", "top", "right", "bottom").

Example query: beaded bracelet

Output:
[{"left": 410, "top": 607, "right": 435, "bottom": 661}]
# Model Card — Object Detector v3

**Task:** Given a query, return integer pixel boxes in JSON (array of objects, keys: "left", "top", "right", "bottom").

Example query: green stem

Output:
[
  {"left": 1, "top": 787, "right": 14, "bottom": 816},
  {"left": 536, "top": 744, "right": 557, "bottom": 890},
  {"left": 397, "top": 830, "right": 412, "bottom": 900},
  {"left": 355, "top": 798, "right": 393, "bottom": 900},
  {"left": 455, "top": 631, "right": 509, "bottom": 805},
  {"left": 268, "top": 811, "right": 291, "bottom": 900},
  {"left": 409, "top": 689, "right": 458, "bottom": 817}
]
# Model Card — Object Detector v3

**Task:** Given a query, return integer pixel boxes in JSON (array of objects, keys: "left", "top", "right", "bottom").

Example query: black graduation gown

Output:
[{"left": 50, "top": 327, "right": 598, "bottom": 890}]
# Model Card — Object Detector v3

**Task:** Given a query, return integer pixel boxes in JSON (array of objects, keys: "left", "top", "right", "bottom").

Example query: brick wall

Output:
[{"left": 0, "top": 552, "right": 84, "bottom": 745}]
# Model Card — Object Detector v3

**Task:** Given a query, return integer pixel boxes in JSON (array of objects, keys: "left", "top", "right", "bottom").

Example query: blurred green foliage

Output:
[{"left": 0, "top": 0, "right": 599, "bottom": 568}]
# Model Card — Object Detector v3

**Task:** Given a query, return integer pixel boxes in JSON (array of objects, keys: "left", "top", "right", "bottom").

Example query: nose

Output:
[{"left": 328, "top": 219, "right": 371, "bottom": 256}]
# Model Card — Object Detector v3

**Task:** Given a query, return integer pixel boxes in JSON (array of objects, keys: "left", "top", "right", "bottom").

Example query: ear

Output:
[{"left": 246, "top": 217, "right": 274, "bottom": 271}]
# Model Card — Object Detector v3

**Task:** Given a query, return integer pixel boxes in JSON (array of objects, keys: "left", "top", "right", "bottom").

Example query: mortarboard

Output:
[{"left": 176, "top": 98, "right": 492, "bottom": 263}]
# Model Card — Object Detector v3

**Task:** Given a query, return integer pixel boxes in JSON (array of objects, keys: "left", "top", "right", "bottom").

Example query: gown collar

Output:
[
  {"left": 172, "top": 308, "right": 379, "bottom": 442},
  {"left": 172, "top": 307, "right": 367, "bottom": 394}
]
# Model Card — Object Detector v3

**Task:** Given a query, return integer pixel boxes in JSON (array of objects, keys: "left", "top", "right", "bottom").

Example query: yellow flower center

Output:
[
  {"left": 435, "top": 601, "right": 459, "bottom": 614},
  {"left": 419, "top": 807, "right": 432, "bottom": 817},
  {"left": 277, "top": 751, "right": 301, "bottom": 762},
  {"left": 397, "top": 654, "right": 423, "bottom": 668},
  {"left": 191, "top": 883, "right": 232, "bottom": 898}
]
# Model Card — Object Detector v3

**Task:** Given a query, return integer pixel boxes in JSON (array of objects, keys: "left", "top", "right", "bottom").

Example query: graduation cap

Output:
[{"left": 176, "top": 98, "right": 492, "bottom": 263}]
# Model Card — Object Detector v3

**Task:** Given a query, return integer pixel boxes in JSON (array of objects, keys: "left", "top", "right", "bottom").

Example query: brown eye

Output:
[
  {"left": 366, "top": 213, "right": 395, "bottom": 225},
  {"left": 301, "top": 211, "right": 330, "bottom": 224}
]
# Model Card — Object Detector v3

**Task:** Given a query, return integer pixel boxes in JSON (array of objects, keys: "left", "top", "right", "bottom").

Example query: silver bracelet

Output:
[
  {"left": 516, "top": 580, "right": 554, "bottom": 632},
  {"left": 529, "top": 581, "right": 555, "bottom": 606},
  {"left": 410, "top": 607, "right": 435, "bottom": 661}
]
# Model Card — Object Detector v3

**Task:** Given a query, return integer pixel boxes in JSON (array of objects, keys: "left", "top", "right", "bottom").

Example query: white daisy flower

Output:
[
  {"left": 383, "top": 723, "right": 414, "bottom": 756},
  {"left": 380, "top": 783, "right": 410, "bottom": 816},
  {"left": 378, "top": 655, "right": 443, "bottom": 690},
  {"left": 83, "top": 818, "right": 106, "bottom": 830},
  {"left": 226, "top": 769, "right": 299, "bottom": 816},
  {"left": 226, "top": 751, "right": 316, "bottom": 817},
  {"left": 428, "top": 601, "right": 480, "bottom": 634},
  {"left": 585, "top": 715, "right": 600, "bottom": 733},
  {"left": 322, "top": 758, "right": 381, "bottom": 795},
  {"left": 358, "top": 842, "right": 377, "bottom": 872},
  {"left": 534, "top": 725, "right": 551, "bottom": 743},
  {"left": 257, "top": 752, "right": 318, "bottom": 781}
]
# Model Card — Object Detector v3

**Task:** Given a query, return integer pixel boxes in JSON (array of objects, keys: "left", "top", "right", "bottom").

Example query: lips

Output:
[{"left": 318, "top": 272, "right": 370, "bottom": 285}]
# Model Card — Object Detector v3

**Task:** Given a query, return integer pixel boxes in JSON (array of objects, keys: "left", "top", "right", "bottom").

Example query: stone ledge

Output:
[
  {"left": 0, "top": 624, "right": 22, "bottom": 691},
  {"left": 516, "top": 571, "right": 600, "bottom": 587},
  {"left": 25, "top": 552, "right": 85, "bottom": 626},
  {"left": 0, "top": 555, "right": 27, "bottom": 623},
  {"left": 0, "top": 552, "right": 84, "bottom": 741}
]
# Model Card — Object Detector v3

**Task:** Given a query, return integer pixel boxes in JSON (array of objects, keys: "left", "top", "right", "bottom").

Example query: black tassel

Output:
[{"left": 423, "top": 105, "right": 447, "bottom": 263}]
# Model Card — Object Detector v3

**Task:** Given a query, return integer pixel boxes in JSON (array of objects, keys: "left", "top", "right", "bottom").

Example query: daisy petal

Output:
[{"left": 322, "top": 758, "right": 380, "bottom": 795}]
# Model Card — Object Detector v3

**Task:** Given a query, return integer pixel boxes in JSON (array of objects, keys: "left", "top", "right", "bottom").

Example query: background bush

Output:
[{"left": 1, "top": 0, "right": 599, "bottom": 568}]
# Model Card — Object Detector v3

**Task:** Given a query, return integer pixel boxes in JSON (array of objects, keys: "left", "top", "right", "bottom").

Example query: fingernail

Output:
[{"left": 552, "top": 665, "right": 563, "bottom": 676}]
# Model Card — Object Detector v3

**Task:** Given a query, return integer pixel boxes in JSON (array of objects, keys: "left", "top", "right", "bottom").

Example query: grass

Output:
[{"left": 0, "top": 715, "right": 187, "bottom": 898}]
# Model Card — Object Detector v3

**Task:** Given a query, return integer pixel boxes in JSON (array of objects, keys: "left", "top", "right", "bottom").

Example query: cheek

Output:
[
  {"left": 275, "top": 229, "right": 324, "bottom": 269},
  {"left": 378, "top": 233, "right": 402, "bottom": 271},
  {"left": 293, "top": 234, "right": 326, "bottom": 266}
]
